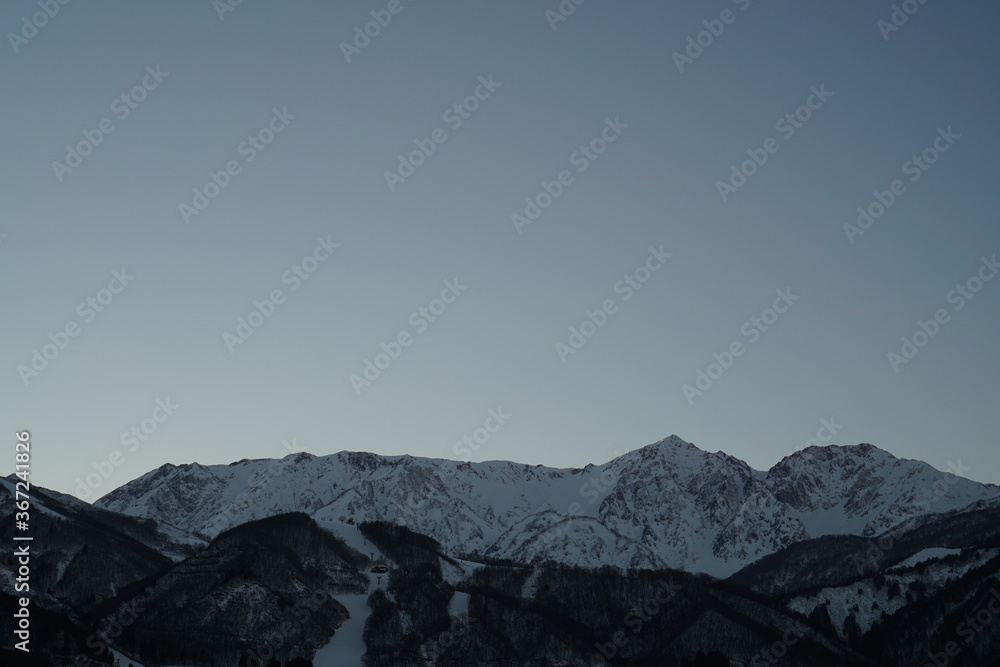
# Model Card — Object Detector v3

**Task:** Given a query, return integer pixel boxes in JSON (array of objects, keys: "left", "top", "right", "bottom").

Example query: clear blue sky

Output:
[{"left": 2, "top": 0, "right": 998, "bottom": 500}]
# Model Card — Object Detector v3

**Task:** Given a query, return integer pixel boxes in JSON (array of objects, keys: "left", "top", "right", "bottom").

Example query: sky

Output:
[{"left": 2, "top": 0, "right": 999, "bottom": 502}]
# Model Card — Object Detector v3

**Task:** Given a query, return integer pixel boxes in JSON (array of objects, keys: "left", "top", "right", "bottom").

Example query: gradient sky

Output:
[{"left": 3, "top": 0, "right": 999, "bottom": 501}]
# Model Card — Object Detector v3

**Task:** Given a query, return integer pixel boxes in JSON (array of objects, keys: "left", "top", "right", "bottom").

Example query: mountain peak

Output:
[
  {"left": 630, "top": 434, "right": 698, "bottom": 455},
  {"left": 777, "top": 442, "right": 895, "bottom": 467}
]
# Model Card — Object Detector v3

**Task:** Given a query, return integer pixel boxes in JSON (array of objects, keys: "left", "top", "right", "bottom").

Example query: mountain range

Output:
[
  {"left": 95, "top": 436, "right": 1000, "bottom": 577},
  {"left": 3, "top": 436, "right": 999, "bottom": 666}
]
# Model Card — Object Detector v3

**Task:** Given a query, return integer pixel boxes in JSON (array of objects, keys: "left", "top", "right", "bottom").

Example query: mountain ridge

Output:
[{"left": 93, "top": 436, "right": 1000, "bottom": 577}]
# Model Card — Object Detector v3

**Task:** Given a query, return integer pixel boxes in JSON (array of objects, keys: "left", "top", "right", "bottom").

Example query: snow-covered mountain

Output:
[{"left": 94, "top": 436, "right": 1000, "bottom": 577}]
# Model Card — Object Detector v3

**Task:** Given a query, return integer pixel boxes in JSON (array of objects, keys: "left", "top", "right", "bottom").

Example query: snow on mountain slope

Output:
[
  {"left": 887, "top": 547, "right": 963, "bottom": 571},
  {"left": 94, "top": 436, "right": 1000, "bottom": 577},
  {"left": 787, "top": 546, "right": 1000, "bottom": 639},
  {"left": 484, "top": 510, "right": 669, "bottom": 569},
  {"left": 597, "top": 440, "right": 809, "bottom": 572},
  {"left": 768, "top": 443, "right": 995, "bottom": 537},
  {"left": 312, "top": 590, "right": 370, "bottom": 667}
]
